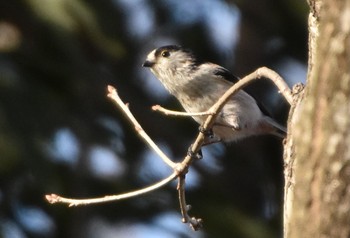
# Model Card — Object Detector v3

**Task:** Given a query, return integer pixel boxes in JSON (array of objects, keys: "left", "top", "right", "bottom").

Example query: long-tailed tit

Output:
[{"left": 142, "top": 45, "right": 286, "bottom": 143}]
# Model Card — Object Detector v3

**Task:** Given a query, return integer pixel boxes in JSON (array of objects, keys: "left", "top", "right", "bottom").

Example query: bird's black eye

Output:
[{"left": 161, "top": 50, "right": 170, "bottom": 57}]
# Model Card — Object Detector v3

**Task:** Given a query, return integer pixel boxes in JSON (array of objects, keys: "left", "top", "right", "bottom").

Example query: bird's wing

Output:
[
  {"left": 211, "top": 65, "right": 274, "bottom": 118},
  {"left": 212, "top": 66, "right": 240, "bottom": 84}
]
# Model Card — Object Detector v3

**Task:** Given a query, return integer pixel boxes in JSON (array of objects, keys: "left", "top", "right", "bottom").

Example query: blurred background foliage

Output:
[{"left": 0, "top": 0, "right": 308, "bottom": 237}]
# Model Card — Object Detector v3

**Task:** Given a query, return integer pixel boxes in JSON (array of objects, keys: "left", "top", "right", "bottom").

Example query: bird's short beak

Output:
[{"left": 142, "top": 60, "right": 155, "bottom": 68}]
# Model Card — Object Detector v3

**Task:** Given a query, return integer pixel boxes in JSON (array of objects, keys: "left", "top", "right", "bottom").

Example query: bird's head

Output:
[{"left": 143, "top": 45, "right": 199, "bottom": 93}]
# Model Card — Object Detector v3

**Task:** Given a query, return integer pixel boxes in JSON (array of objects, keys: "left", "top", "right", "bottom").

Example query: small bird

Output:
[{"left": 142, "top": 45, "right": 286, "bottom": 144}]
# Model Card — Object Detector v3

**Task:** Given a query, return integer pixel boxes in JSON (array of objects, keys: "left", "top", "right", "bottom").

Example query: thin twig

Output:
[
  {"left": 45, "top": 172, "right": 178, "bottom": 206},
  {"left": 107, "top": 85, "right": 176, "bottom": 169},
  {"left": 177, "top": 175, "right": 188, "bottom": 222},
  {"left": 152, "top": 105, "right": 214, "bottom": 117},
  {"left": 256, "top": 67, "right": 293, "bottom": 105},
  {"left": 177, "top": 176, "right": 203, "bottom": 230}
]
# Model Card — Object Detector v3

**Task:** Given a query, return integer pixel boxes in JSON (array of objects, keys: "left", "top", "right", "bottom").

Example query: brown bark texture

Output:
[{"left": 284, "top": 0, "right": 350, "bottom": 237}]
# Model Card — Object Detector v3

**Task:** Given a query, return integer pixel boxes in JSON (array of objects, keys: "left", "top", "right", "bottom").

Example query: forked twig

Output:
[{"left": 45, "top": 67, "right": 292, "bottom": 231}]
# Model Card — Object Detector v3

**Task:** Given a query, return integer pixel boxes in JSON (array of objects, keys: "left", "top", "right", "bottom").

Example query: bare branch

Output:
[
  {"left": 256, "top": 67, "right": 293, "bottom": 105},
  {"left": 46, "top": 68, "right": 291, "bottom": 231},
  {"left": 175, "top": 67, "right": 292, "bottom": 227},
  {"left": 177, "top": 175, "right": 188, "bottom": 222},
  {"left": 153, "top": 67, "right": 292, "bottom": 120},
  {"left": 177, "top": 175, "right": 203, "bottom": 230},
  {"left": 152, "top": 104, "right": 214, "bottom": 117},
  {"left": 107, "top": 85, "right": 176, "bottom": 169},
  {"left": 45, "top": 172, "right": 178, "bottom": 206}
]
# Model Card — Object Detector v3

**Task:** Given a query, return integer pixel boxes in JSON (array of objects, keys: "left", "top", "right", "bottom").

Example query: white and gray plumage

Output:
[{"left": 142, "top": 45, "right": 286, "bottom": 143}]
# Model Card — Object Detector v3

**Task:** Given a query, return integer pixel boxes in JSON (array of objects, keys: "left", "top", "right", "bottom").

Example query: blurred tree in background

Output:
[{"left": 0, "top": 0, "right": 307, "bottom": 237}]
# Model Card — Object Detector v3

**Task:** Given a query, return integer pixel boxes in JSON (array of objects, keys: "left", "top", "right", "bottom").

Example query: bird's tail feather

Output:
[{"left": 263, "top": 116, "right": 287, "bottom": 138}]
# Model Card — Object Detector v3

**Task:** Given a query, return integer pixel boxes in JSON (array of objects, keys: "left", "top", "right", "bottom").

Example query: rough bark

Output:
[{"left": 284, "top": 0, "right": 350, "bottom": 237}]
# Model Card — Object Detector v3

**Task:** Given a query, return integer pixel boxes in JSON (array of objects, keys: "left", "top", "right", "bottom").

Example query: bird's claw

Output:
[
  {"left": 187, "top": 145, "right": 202, "bottom": 160},
  {"left": 198, "top": 126, "right": 214, "bottom": 138}
]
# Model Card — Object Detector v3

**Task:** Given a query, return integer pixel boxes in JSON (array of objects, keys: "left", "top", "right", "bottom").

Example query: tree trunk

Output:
[{"left": 284, "top": 0, "right": 350, "bottom": 237}]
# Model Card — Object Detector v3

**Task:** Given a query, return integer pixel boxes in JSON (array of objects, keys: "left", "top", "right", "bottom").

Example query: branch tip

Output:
[
  {"left": 45, "top": 194, "right": 59, "bottom": 204},
  {"left": 152, "top": 105, "right": 160, "bottom": 111},
  {"left": 189, "top": 217, "right": 203, "bottom": 231},
  {"left": 107, "top": 85, "right": 116, "bottom": 92},
  {"left": 106, "top": 84, "right": 176, "bottom": 168}
]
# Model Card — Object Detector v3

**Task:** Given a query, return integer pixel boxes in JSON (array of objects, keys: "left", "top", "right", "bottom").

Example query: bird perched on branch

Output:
[{"left": 142, "top": 45, "right": 286, "bottom": 144}]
